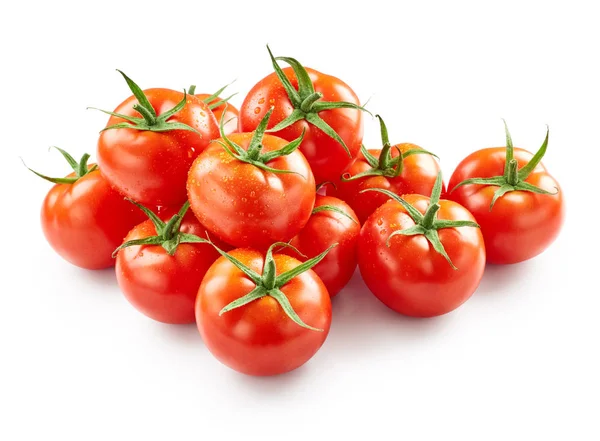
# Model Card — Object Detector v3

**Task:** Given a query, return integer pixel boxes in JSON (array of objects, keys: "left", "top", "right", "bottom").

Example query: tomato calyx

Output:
[
  {"left": 216, "top": 242, "right": 337, "bottom": 331},
  {"left": 23, "top": 146, "right": 98, "bottom": 185},
  {"left": 363, "top": 173, "right": 479, "bottom": 270},
  {"left": 113, "top": 201, "right": 208, "bottom": 257},
  {"left": 188, "top": 81, "right": 237, "bottom": 110},
  {"left": 451, "top": 121, "right": 559, "bottom": 210},
  {"left": 264, "top": 46, "right": 369, "bottom": 157},
  {"left": 89, "top": 70, "right": 201, "bottom": 135},
  {"left": 312, "top": 205, "right": 358, "bottom": 225},
  {"left": 218, "top": 106, "right": 306, "bottom": 176},
  {"left": 342, "top": 115, "right": 438, "bottom": 181}
]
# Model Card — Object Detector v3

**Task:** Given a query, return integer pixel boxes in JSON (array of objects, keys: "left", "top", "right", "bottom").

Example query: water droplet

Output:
[
  {"left": 254, "top": 107, "right": 261, "bottom": 114},
  {"left": 258, "top": 98, "right": 265, "bottom": 105},
  {"left": 376, "top": 218, "right": 383, "bottom": 226},
  {"left": 269, "top": 98, "right": 275, "bottom": 104},
  {"left": 250, "top": 191, "right": 256, "bottom": 197},
  {"left": 241, "top": 197, "right": 247, "bottom": 203}
]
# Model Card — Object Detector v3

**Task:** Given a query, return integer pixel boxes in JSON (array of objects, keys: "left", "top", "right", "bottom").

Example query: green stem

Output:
[
  {"left": 421, "top": 203, "right": 440, "bottom": 229},
  {"left": 506, "top": 159, "right": 519, "bottom": 186},
  {"left": 300, "top": 92, "right": 323, "bottom": 113},
  {"left": 133, "top": 104, "right": 156, "bottom": 125},
  {"left": 378, "top": 142, "right": 393, "bottom": 170},
  {"left": 188, "top": 85, "right": 196, "bottom": 95}
]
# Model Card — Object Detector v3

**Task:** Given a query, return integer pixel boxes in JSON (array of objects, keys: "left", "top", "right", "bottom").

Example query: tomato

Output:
[
  {"left": 189, "top": 84, "right": 239, "bottom": 136},
  {"left": 239, "top": 47, "right": 364, "bottom": 184},
  {"left": 358, "top": 174, "right": 485, "bottom": 317},
  {"left": 26, "top": 147, "right": 145, "bottom": 270},
  {"left": 328, "top": 115, "right": 441, "bottom": 224},
  {"left": 196, "top": 243, "right": 333, "bottom": 376},
  {"left": 96, "top": 71, "right": 219, "bottom": 206},
  {"left": 187, "top": 109, "right": 315, "bottom": 249},
  {"left": 285, "top": 195, "right": 360, "bottom": 297},
  {"left": 448, "top": 123, "right": 564, "bottom": 264},
  {"left": 115, "top": 202, "right": 223, "bottom": 324}
]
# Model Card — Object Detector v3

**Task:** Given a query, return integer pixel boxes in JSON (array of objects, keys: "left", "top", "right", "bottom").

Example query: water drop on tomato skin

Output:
[
  {"left": 254, "top": 107, "right": 261, "bottom": 114},
  {"left": 258, "top": 98, "right": 265, "bottom": 105}
]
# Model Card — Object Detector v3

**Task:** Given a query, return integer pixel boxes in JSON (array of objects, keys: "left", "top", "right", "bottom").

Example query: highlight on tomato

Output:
[
  {"left": 187, "top": 108, "right": 316, "bottom": 249},
  {"left": 189, "top": 82, "right": 239, "bottom": 136},
  {"left": 239, "top": 46, "right": 366, "bottom": 184},
  {"left": 24, "top": 147, "right": 146, "bottom": 270},
  {"left": 358, "top": 173, "right": 486, "bottom": 317},
  {"left": 94, "top": 70, "right": 219, "bottom": 206},
  {"left": 328, "top": 115, "right": 441, "bottom": 224},
  {"left": 448, "top": 122, "right": 564, "bottom": 264},
  {"left": 196, "top": 242, "right": 334, "bottom": 376},
  {"left": 285, "top": 193, "right": 360, "bottom": 297},
  {"left": 114, "top": 201, "right": 224, "bottom": 324}
]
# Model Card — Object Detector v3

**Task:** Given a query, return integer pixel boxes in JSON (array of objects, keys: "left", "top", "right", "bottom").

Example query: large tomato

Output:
[
  {"left": 285, "top": 194, "right": 360, "bottom": 297},
  {"left": 328, "top": 115, "right": 441, "bottom": 224},
  {"left": 448, "top": 123, "right": 564, "bottom": 264},
  {"left": 187, "top": 109, "right": 315, "bottom": 249},
  {"left": 26, "top": 147, "right": 145, "bottom": 269},
  {"left": 239, "top": 47, "right": 364, "bottom": 184},
  {"left": 196, "top": 243, "right": 333, "bottom": 376},
  {"left": 115, "top": 202, "right": 224, "bottom": 324},
  {"left": 96, "top": 71, "right": 219, "bottom": 206},
  {"left": 358, "top": 174, "right": 485, "bottom": 317},
  {"left": 189, "top": 84, "right": 239, "bottom": 136}
]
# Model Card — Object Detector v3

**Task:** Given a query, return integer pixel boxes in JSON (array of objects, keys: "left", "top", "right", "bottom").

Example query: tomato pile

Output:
[{"left": 26, "top": 47, "right": 565, "bottom": 376}]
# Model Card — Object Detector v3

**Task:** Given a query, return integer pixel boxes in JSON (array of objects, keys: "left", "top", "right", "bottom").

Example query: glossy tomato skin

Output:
[
  {"left": 358, "top": 195, "right": 485, "bottom": 317},
  {"left": 286, "top": 195, "right": 360, "bottom": 297},
  {"left": 328, "top": 144, "right": 442, "bottom": 224},
  {"left": 196, "top": 249, "right": 331, "bottom": 376},
  {"left": 115, "top": 212, "right": 224, "bottom": 324},
  {"left": 195, "top": 93, "right": 239, "bottom": 136},
  {"left": 97, "top": 89, "right": 219, "bottom": 206},
  {"left": 448, "top": 148, "right": 564, "bottom": 264},
  {"left": 41, "top": 167, "right": 146, "bottom": 270},
  {"left": 187, "top": 133, "right": 316, "bottom": 249},
  {"left": 239, "top": 67, "right": 363, "bottom": 184}
]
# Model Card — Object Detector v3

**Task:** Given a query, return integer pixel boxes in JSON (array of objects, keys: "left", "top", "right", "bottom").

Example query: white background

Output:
[{"left": 1, "top": 1, "right": 598, "bottom": 440}]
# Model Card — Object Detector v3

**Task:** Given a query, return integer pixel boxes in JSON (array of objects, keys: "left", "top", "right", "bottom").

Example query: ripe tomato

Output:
[
  {"left": 239, "top": 47, "right": 364, "bottom": 184},
  {"left": 26, "top": 147, "right": 145, "bottom": 270},
  {"left": 196, "top": 243, "right": 333, "bottom": 376},
  {"left": 96, "top": 71, "right": 219, "bottom": 206},
  {"left": 115, "top": 202, "right": 223, "bottom": 324},
  {"left": 448, "top": 123, "right": 564, "bottom": 264},
  {"left": 328, "top": 115, "right": 441, "bottom": 224},
  {"left": 187, "top": 109, "right": 315, "bottom": 249},
  {"left": 358, "top": 174, "right": 485, "bottom": 317},
  {"left": 285, "top": 195, "right": 360, "bottom": 297},
  {"left": 189, "top": 84, "right": 239, "bottom": 136}
]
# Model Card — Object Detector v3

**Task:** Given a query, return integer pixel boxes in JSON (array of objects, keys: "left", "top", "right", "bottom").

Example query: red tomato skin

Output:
[
  {"left": 187, "top": 133, "right": 316, "bottom": 249},
  {"left": 194, "top": 93, "right": 239, "bottom": 136},
  {"left": 97, "top": 88, "right": 219, "bottom": 206},
  {"left": 286, "top": 195, "right": 360, "bottom": 297},
  {"left": 115, "top": 212, "right": 223, "bottom": 324},
  {"left": 239, "top": 67, "right": 363, "bottom": 184},
  {"left": 328, "top": 143, "right": 442, "bottom": 224},
  {"left": 448, "top": 147, "right": 564, "bottom": 264},
  {"left": 41, "top": 167, "right": 146, "bottom": 270},
  {"left": 358, "top": 195, "right": 486, "bottom": 317},
  {"left": 196, "top": 250, "right": 331, "bottom": 376}
]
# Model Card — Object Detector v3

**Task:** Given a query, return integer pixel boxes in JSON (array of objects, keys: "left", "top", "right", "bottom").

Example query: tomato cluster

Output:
[{"left": 27, "top": 47, "right": 564, "bottom": 376}]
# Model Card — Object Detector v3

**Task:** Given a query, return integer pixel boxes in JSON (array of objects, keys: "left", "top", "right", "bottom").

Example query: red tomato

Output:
[
  {"left": 329, "top": 116, "right": 441, "bottom": 224},
  {"left": 196, "top": 245, "right": 332, "bottom": 376},
  {"left": 448, "top": 124, "right": 564, "bottom": 264},
  {"left": 27, "top": 148, "right": 145, "bottom": 269},
  {"left": 194, "top": 93, "right": 239, "bottom": 136},
  {"left": 187, "top": 109, "right": 315, "bottom": 249},
  {"left": 96, "top": 71, "right": 219, "bottom": 206},
  {"left": 286, "top": 195, "right": 360, "bottom": 297},
  {"left": 358, "top": 175, "right": 485, "bottom": 317},
  {"left": 115, "top": 203, "right": 223, "bottom": 324},
  {"left": 239, "top": 48, "right": 364, "bottom": 184}
]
